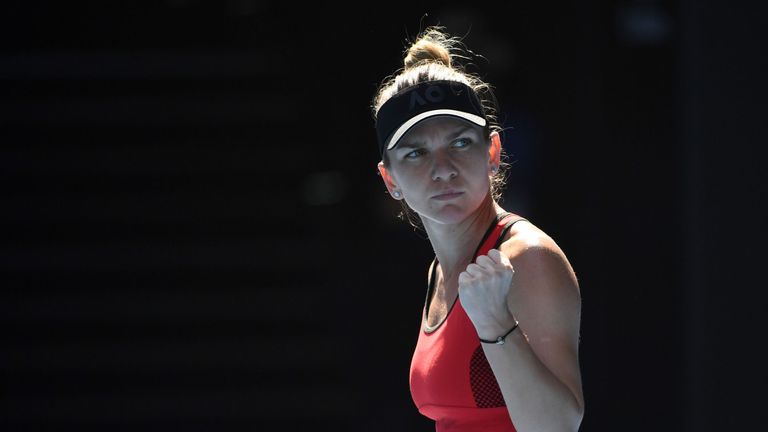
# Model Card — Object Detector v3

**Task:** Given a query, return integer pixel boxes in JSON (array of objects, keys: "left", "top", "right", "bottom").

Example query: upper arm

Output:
[{"left": 504, "top": 233, "right": 584, "bottom": 408}]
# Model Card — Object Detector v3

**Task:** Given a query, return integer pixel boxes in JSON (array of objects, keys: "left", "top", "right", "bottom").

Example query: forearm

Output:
[{"left": 481, "top": 329, "right": 584, "bottom": 432}]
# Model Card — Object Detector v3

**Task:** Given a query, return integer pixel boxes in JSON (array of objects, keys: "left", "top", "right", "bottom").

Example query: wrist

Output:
[
  {"left": 475, "top": 315, "right": 517, "bottom": 340},
  {"left": 478, "top": 319, "right": 519, "bottom": 345}
]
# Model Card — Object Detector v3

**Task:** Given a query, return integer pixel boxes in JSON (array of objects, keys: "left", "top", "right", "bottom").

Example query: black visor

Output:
[{"left": 375, "top": 80, "right": 487, "bottom": 157}]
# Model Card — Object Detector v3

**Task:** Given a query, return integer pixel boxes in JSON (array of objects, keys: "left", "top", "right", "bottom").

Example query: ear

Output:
[
  {"left": 488, "top": 131, "right": 502, "bottom": 169},
  {"left": 377, "top": 161, "right": 403, "bottom": 200}
]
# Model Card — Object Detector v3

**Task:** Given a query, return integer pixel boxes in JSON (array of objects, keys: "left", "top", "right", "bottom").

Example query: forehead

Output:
[{"left": 399, "top": 116, "right": 484, "bottom": 145}]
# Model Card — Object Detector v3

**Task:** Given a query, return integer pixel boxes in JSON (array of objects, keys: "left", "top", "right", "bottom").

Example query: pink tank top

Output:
[{"left": 409, "top": 212, "right": 526, "bottom": 432}]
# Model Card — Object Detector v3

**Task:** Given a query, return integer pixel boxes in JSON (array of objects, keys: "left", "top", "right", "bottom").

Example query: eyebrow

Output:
[{"left": 396, "top": 125, "right": 475, "bottom": 150}]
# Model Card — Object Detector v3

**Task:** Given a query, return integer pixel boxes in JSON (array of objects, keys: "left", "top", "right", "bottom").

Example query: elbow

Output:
[
  {"left": 554, "top": 392, "right": 585, "bottom": 432},
  {"left": 567, "top": 397, "right": 585, "bottom": 432},
  {"left": 515, "top": 395, "right": 584, "bottom": 432},
  {"left": 553, "top": 405, "right": 584, "bottom": 432},
  {"left": 563, "top": 381, "right": 585, "bottom": 431}
]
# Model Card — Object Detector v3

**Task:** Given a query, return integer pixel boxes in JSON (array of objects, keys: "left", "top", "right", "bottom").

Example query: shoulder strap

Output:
[
  {"left": 424, "top": 213, "right": 528, "bottom": 314},
  {"left": 425, "top": 257, "right": 438, "bottom": 305},
  {"left": 476, "top": 213, "right": 528, "bottom": 258}
]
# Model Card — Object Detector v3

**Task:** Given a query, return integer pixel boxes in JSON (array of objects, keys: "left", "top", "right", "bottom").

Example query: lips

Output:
[{"left": 431, "top": 191, "right": 464, "bottom": 200}]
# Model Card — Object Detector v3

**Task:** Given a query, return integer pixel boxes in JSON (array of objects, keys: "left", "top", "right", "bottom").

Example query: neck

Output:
[{"left": 422, "top": 195, "right": 506, "bottom": 280}]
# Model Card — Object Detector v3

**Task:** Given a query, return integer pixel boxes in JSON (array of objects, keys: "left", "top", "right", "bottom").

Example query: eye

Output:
[
  {"left": 452, "top": 138, "right": 472, "bottom": 148},
  {"left": 404, "top": 149, "right": 425, "bottom": 159}
]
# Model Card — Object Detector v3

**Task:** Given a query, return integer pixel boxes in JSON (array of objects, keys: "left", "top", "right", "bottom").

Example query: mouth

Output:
[{"left": 431, "top": 191, "right": 464, "bottom": 200}]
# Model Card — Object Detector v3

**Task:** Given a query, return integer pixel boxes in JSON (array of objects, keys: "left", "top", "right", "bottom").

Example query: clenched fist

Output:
[{"left": 458, "top": 248, "right": 518, "bottom": 340}]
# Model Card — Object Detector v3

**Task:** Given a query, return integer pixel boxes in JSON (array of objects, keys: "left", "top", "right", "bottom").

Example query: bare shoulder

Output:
[
  {"left": 500, "top": 219, "right": 578, "bottom": 288},
  {"left": 498, "top": 219, "right": 581, "bottom": 333}
]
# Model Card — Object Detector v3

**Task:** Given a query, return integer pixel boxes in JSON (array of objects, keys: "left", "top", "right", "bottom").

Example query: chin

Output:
[{"left": 419, "top": 204, "right": 474, "bottom": 226}]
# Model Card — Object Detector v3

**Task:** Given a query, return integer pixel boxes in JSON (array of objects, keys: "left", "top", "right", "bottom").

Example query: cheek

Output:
[
  {"left": 390, "top": 162, "right": 425, "bottom": 185},
  {"left": 459, "top": 153, "right": 490, "bottom": 175},
  {"left": 466, "top": 160, "right": 494, "bottom": 191}
]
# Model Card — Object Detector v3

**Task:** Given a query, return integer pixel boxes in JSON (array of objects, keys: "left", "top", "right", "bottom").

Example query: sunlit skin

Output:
[{"left": 377, "top": 116, "right": 584, "bottom": 432}]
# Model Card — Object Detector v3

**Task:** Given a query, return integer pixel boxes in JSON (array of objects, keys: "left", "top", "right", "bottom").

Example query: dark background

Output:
[{"left": 2, "top": 1, "right": 766, "bottom": 431}]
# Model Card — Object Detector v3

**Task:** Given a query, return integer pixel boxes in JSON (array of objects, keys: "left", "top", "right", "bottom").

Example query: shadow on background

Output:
[{"left": 1, "top": 1, "right": 765, "bottom": 431}]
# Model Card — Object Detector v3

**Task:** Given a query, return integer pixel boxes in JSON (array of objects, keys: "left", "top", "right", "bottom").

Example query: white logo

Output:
[{"left": 409, "top": 85, "right": 445, "bottom": 110}]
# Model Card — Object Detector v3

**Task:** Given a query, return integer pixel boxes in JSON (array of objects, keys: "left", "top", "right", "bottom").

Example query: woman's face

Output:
[{"left": 379, "top": 117, "right": 495, "bottom": 225}]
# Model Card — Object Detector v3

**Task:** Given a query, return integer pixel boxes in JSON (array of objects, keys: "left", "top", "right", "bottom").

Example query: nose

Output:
[{"left": 431, "top": 152, "right": 458, "bottom": 181}]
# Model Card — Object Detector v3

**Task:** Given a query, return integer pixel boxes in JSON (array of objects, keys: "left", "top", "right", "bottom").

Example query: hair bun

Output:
[{"left": 403, "top": 28, "right": 453, "bottom": 70}]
